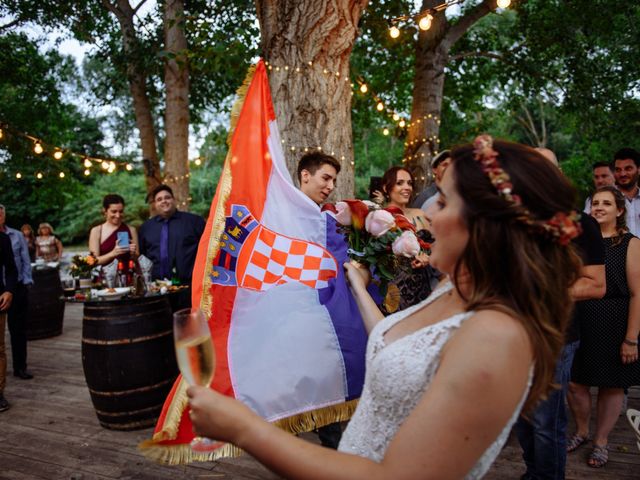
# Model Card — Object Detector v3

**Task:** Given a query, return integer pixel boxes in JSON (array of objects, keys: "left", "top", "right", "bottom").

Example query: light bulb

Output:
[
  {"left": 389, "top": 26, "right": 400, "bottom": 39},
  {"left": 126, "top": 164, "right": 133, "bottom": 171},
  {"left": 0, "top": 128, "right": 3, "bottom": 139},
  {"left": 34, "top": 142, "right": 43, "bottom": 154},
  {"left": 16, "top": 172, "right": 22, "bottom": 179},
  {"left": 383, "top": 128, "right": 390, "bottom": 136},
  {"left": 359, "top": 84, "right": 368, "bottom": 94},
  {"left": 84, "top": 169, "right": 91, "bottom": 176},
  {"left": 83, "top": 158, "right": 92, "bottom": 168},
  {"left": 399, "top": 119, "right": 406, "bottom": 128},
  {"left": 393, "top": 113, "right": 400, "bottom": 121},
  {"left": 53, "top": 150, "right": 63, "bottom": 160},
  {"left": 36, "top": 172, "right": 43, "bottom": 179},
  {"left": 497, "top": 0, "right": 511, "bottom": 8},
  {"left": 101, "top": 161, "right": 109, "bottom": 170},
  {"left": 376, "top": 102, "right": 384, "bottom": 111},
  {"left": 194, "top": 158, "right": 202, "bottom": 166},
  {"left": 59, "top": 172, "right": 65, "bottom": 178},
  {"left": 418, "top": 14, "right": 433, "bottom": 31}
]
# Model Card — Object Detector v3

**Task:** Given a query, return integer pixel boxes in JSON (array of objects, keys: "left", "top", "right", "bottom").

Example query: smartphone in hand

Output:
[{"left": 117, "top": 231, "right": 130, "bottom": 248}]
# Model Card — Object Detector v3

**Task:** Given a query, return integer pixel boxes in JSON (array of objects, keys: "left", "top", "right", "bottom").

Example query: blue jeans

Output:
[{"left": 514, "top": 341, "right": 579, "bottom": 480}]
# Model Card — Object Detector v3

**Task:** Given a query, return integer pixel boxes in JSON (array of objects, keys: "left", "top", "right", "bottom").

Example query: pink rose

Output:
[
  {"left": 365, "top": 209, "right": 396, "bottom": 237},
  {"left": 392, "top": 231, "right": 420, "bottom": 257},
  {"left": 335, "top": 201, "right": 352, "bottom": 226}
]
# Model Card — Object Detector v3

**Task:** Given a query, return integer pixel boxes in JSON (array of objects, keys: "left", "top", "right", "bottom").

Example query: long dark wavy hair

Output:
[
  {"left": 592, "top": 186, "right": 627, "bottom": 245},
  {"left": 381, "top": 166, "right": 414, "bottom": 204},
  {"left": 450, "top": 140, "right": 582, "bottom": 412}
]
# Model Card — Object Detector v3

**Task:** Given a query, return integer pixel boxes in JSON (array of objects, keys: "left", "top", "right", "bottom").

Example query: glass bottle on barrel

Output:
[{"left": 117, "top": 260, "right": 127, "bottom": 287}]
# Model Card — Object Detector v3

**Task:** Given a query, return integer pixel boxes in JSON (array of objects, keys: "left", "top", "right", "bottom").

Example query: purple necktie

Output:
[{"left": 160, "top": 220, "right": 170, "bottom": 279}]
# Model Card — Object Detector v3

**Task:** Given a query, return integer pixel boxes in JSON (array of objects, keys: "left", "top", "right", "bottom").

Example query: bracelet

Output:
[{"left": 623, "top": 338, "right": 638, "bottom": 346}]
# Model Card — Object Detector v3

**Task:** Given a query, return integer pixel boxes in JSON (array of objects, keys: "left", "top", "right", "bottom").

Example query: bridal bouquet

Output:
[{"left": 330, "top": 200, "right": 430, "bottom": 291}]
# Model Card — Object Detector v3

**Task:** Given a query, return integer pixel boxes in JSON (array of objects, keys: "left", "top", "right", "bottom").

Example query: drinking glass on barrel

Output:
[{"left": 173, "top": 307, "right": 218, "bottom": 452}]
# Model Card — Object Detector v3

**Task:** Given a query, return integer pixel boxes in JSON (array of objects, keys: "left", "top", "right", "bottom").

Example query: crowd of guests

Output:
[
  {"left": 0, "top": 184, "right": 205, "bottom": 414},
  {"left": 1, "top": 141, "right": 639, "bottom": 478}
]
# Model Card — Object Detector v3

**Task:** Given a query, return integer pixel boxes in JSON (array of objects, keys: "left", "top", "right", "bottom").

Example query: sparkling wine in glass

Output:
[{"left": 173, "top": 307, "right": 218, "bottom": 452}]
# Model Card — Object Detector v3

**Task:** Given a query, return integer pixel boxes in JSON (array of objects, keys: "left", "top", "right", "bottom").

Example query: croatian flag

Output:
[{"left": 142, "top": 60, "right": 367, "bottom": 464}]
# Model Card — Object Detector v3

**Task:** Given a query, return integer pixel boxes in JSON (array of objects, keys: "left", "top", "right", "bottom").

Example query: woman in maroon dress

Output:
[{"left": 88, "top": 194, "right": 139, "bottom": 265}]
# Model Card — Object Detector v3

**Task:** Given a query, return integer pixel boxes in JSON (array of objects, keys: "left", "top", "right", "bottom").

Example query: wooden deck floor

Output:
[{"left": 1, "top": 303, "right": 639, "bottom": 479}]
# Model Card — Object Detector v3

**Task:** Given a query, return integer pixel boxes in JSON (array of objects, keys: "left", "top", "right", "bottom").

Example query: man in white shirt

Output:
[{"left": 613, "top": 148, "right": 640, "bottom": 236}]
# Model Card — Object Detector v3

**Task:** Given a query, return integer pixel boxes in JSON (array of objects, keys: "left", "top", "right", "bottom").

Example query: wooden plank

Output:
[{"left": 3, "top": 301, "right": 640, "bottom": 479}]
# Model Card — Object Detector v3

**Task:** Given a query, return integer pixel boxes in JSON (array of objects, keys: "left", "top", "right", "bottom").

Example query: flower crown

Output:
[{"left": 472, "top": 134, "right": 581, "bottom": 246}]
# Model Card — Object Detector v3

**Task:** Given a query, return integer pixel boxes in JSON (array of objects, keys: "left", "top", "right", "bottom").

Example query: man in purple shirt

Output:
[{"left": 139, "top": 185, "right": 206, "bottom": 309}]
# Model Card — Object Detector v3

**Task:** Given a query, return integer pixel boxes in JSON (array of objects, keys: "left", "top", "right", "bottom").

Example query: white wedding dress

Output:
[{"left": 338, "top": 281, "right": 531, "bottom": 478}]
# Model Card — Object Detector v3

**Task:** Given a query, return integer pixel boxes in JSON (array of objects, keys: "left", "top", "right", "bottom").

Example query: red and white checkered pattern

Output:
[{"left": 239, "top": 227, "right": 338, "bottom": 291}]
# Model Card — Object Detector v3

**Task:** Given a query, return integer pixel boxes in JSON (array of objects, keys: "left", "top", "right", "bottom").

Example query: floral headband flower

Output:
[{"left": 472, "top": 134, "right": 582, "bottom": 245}]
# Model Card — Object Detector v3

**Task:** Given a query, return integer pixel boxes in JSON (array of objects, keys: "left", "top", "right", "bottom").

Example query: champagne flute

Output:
[{"left": 173, "top": 307, "right": 219, "bottom": 452}]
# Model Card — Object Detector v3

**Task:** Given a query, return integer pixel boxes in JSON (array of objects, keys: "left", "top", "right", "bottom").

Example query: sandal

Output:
[
  {"left": 587, "top": 445, "right": 609, "bottom": 468},
  {"left": 566, "top": 433, "right": 589, "bottom": 453}
]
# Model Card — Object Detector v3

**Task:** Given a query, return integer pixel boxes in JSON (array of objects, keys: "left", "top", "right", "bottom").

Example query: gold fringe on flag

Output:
[{"left": 139, "top": 399, "right": 359, "bottom": 465}]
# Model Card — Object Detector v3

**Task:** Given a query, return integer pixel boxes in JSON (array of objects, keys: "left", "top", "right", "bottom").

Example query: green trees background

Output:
[{"left": 1, "top": 1, "right": 639, "bottom": 244}]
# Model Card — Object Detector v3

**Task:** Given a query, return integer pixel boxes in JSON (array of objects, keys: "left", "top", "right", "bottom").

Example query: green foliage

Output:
[{"left": 55, "top": 171, "right": 147, "bottom": 245}]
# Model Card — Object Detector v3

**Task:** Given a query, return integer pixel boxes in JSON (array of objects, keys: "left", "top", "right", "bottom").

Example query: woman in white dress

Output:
[{"left": 187, "top": 137, "right": 582, "bottom": 479}]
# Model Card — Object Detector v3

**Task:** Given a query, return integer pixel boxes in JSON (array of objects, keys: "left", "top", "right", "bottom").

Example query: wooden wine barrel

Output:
[
  {"left": 26, "top": 266, "right": 65, "bottom": 340},
  {"left": 81, "top": 295, "right": 179, "bottom": 430}
]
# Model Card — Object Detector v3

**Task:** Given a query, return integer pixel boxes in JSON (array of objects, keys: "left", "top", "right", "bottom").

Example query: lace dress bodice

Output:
[{"left": 338, "top": 282, "right": 531, "bottom": 478}]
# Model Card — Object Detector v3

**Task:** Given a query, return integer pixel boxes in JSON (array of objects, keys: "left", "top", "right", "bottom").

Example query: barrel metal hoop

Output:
[
  {"left": 88, "top": 377, "right": 176, "bottom": 396},
  {"left": 82, "top": 329, "right": 172, "bottom": 345},
  {"left": 94, "top": 403, "right": 163, "bottom": 417}
]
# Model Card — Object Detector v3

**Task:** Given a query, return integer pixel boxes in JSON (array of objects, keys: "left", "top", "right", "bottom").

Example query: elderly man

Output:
[{"left": 0, "top": 204, "right": 33, "bottom": 380}]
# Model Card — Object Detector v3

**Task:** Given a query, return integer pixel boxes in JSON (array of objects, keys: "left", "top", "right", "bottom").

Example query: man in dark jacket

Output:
[{"left": 0, "top": 231, "right": 18, "bottom": 412}]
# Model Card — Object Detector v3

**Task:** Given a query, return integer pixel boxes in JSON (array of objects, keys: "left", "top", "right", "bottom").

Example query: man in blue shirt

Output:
[
  {"left": 0, "top": 204, "right": 34, "bottom": 380},
  {"left": 139, "top": 185, "right": 205, "bottom": 309}
]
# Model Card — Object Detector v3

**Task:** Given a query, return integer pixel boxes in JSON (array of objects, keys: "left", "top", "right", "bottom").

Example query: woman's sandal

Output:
[
  {"left": 587, "top": 445, "right": 609, "bottom": 468},
  {"left": 566, "top": 433, "right": 589, "bottom": 453}
]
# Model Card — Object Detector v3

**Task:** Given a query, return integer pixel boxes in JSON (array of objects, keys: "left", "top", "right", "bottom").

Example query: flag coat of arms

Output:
[{"left": 141, "top": 60, "right": 368, "bottom": 464}]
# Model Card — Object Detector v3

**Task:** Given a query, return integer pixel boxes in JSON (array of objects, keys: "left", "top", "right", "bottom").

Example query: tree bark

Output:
[
  {"left": 163, "top": 0, "right": 190, "bottom": 209},
  {"left": 255, "top": 0, "right": 368, "bottom": 200},
  {"left": 102, "top": 0, "right": 162, "bottom": 194},
  {"left": 405, "top": 0, "right": 495, "bottom": 189}
]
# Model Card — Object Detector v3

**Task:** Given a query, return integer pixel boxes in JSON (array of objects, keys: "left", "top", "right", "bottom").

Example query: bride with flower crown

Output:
[{"left": 186, "top": 137, "right": 582, "bottom": 479}]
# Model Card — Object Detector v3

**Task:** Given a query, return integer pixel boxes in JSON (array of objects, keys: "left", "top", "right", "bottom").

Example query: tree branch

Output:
[
  {"left": 449, "top": 50, "right": 504, "bottom": 62},
  {"left": 132, "top": 0, "right": 148, "bottom": 15},
  {"left": 0, "top": 18, "right": 23, "bottom": 32},
  {"left": 443, "top": 0, "right": 494, "bottom": 50}
]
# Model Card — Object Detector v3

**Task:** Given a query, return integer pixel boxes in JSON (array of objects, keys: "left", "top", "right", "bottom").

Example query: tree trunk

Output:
[
  {"left": 102, "top": 0, "right": 162, "bottom": 195},
  {"left": 163, "top": 0, "right": 190, "bottom": 209},
  {"left": 255, "top": 0, "right": 369, "bottom": 201},
  {"left": 405, "top": 0, "right": 495, "bottom": 190},
  {"left": 405, "top": 3, "right": 448, "bottom": 189}
]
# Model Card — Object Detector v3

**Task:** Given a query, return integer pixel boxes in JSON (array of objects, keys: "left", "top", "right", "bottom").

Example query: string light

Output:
[
  {"left": 399, "top": 119, "right": 406, "bottom": 128},
  {"left": 388, "top": 0, "right": 509, "bottom": 38},
  {"left": 33, "top": 141, "right": 43, "bottom": 154},
  {"left": 418, "top": 14, "right": 433, "bottom": 31},
  {"left": 84, "top": 158, "right": 92, "bottom": 168},
  {"left": 393, "top": 113, "right": 400, "bottom": 122},
  {"left": 383, "top": 128, "right": 390, "bottom": 136},
  {"left": 376, "top": 101, "right": 384, "bottom": 111},
  {"left": 53, "top": 149, "right": 63, "bottom": 160},
  {"left": 101, "top": 161, "right": 109, "bottom": 171},
  {"left": 16, "top": 172, "right": 21, "bottom": 179},
  {"left": 194, "top": 158, "right": 202, "bottom": 166},
  {"left": 126, "top": 163, "right": 133, "bottom": 171},
  {"left": 0, "top": 127, "right": 3, "bottom": 139},
  {"left": 59, "top": 172, "right": 65, "bottom": 178},
  {"left": 84, "top": 169, "right": 91, "bottom": 176},
  {"left": 359, "top": 84, "right": 368, "bottom": 94},
  {"left": 36, "top": 172, "right": 43, "bottom": 179}
]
